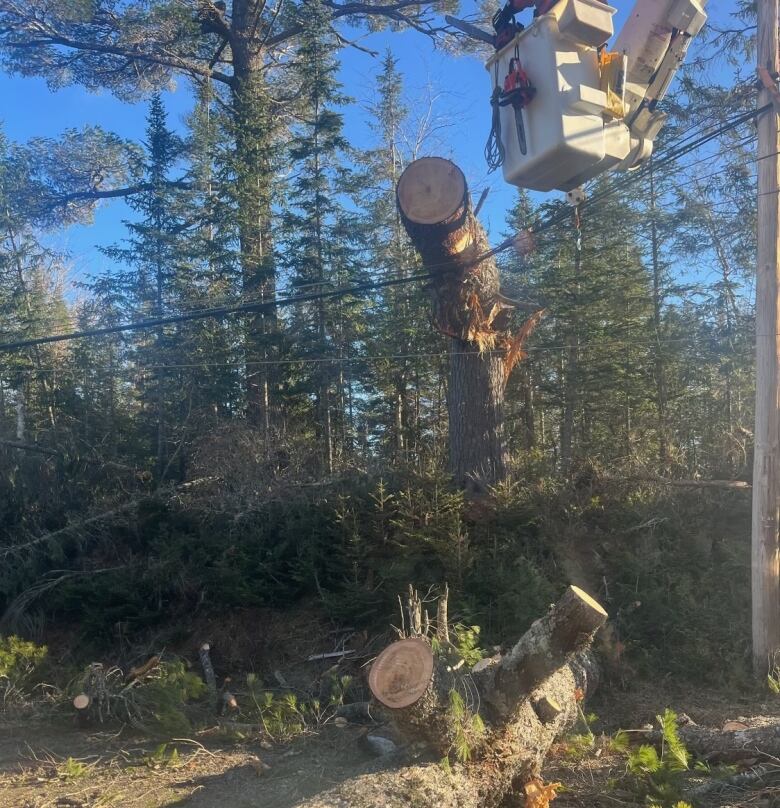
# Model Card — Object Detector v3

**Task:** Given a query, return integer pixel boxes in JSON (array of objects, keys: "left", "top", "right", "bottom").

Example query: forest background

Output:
[{"left": 0, "top": 0, "right": 762, "bottom": 687}]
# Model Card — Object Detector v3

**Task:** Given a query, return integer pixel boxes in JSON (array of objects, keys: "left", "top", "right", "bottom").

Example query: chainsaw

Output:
[
  {"left": 499, "top": 57, "right": 536, "bottom": 154},
  {"left": 446, "top": 0, "right": 557, "bottom": 50}
]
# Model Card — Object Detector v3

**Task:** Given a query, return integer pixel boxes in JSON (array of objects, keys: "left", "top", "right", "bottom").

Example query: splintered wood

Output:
[
  {"left": 396, "top": 156, "right": 543, "bottom": 380},
  {"left": 524, "top": 779, "right": 562, "bottom": 808},
  {"left": 396, "top": 156, "right": 544, "bottom": 487}
]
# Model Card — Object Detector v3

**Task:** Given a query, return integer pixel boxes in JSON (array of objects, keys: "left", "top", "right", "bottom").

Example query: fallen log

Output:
[
  {"left": 646, "top": 722, "right": 780, "bottom": 763},
  {"left": 0, "top": 438, "right": 60, "bottom": 457},
  {"left": 295, "top": 584, "right": 607, "bottom": 808}
]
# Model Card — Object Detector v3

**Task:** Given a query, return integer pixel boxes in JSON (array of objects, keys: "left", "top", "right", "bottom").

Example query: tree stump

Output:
[
  {"left": 295, "top": 584, "right": 607, "bottom": 808},
  {"left": 396, "top": 157, "right": 543, "bottom": 489}
]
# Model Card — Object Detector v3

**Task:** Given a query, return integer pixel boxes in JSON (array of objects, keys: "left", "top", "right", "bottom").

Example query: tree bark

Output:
[
  {"left": 396, "top": 157, "right": 542, "bottom": 489},
  {"left": 296, "top": 585, "right": 606, "bottom": 808},
  {"left": 448, "top": 340, "right": 508, "bottom": 487},
  {"left": 635, "top": 722, "right": 780, "bottom": 764},
  {"left": 649, "top": 159, "right": 670, "bottom": 468}
]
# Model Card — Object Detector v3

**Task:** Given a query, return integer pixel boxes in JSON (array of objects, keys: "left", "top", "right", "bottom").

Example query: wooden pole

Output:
[{"left": 752, "top": 0, "right": 780, "bottom": 676}]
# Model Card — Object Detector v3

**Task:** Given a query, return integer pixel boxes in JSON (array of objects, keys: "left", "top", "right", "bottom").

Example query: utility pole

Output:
[{"left": 752, "top": 0, "right": 780, "bottom": 676}]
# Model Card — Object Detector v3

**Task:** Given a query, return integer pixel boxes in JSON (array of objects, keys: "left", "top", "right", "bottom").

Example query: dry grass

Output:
[{"left": 5, "top": 675, "right": 780, "bottom": 807}]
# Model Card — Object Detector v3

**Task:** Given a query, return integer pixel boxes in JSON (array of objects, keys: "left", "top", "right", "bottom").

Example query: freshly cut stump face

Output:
[
  {"left": 396, "top": 157, "right": 467, "bottom": 225},
  {"left": 369, "top": 637, "right": 434, "bottom": 709},
  {"left": 73, "top": 694, "right": 90, "bottom": 710},
  {"left": 569, "top": 586, "right": 608, "bottom": 620}
]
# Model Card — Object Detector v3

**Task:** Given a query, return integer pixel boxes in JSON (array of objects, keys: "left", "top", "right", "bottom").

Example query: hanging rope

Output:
[{"left": 485, "top": 63, "right": 505, "bottom": 172}]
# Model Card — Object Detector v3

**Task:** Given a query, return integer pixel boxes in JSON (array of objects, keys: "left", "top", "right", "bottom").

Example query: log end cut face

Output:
[
  {"left": 568, "top": 585, "right": 608, "bottom": 626},
  {"left": 397, "top": 157, "right": 467, "bottom": 225},
  {"left": 369, "top": 637, "right": 434, "bottom": 709}
]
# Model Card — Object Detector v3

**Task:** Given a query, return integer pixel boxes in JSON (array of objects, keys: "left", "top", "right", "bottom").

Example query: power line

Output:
[
  {"left": 477, "top": 106, "right": 766, "bottom": 266},
  {"left": 0, "top": 106, "right": 767, "bottom": 353},
  {"left": 0, "top": 345, "right": 747, "bottom": 377},
  {"left": 0, "top": 270, "right": 441, "bottom": 353},
  {"left": 3, "top": 328, "right": 763, "bottom": 377}
]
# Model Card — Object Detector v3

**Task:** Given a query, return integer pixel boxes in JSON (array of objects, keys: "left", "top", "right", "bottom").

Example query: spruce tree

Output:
[
  {"left": 358, "top": 51, "right": 445, "bottom": 466},
  {"left": 279, "top": 0, "right": 365, "bottom": 472},
  {"left": 101, "top": 95, "right": 188, "bottom": 479}
]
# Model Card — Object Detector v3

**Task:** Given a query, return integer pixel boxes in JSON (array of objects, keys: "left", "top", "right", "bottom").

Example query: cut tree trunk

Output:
[
  {"left": 295, "top": 585, "right": 607, "bottom": 808},
  {"left": 640, "top": 722, "right": 780, "bottom": 763},
  {"left": 396, "top": 157, "right": 543, "bottom": 490}
]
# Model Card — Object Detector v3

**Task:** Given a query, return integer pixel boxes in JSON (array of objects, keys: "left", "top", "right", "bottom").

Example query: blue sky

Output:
[{"left": 0, "top": 0, "right": 737, "bottom": 287}]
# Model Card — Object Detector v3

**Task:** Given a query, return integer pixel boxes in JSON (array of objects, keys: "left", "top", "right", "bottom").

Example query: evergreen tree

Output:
[
  {"left": 279, "top": 0, "right": 366, "bottom": 472},
  {"left": 0, "top": 128, "right": 72, "bottom": 446},
  {"left": 358, "top": 51, "right": 446, "bottom": 467},
  {"left": 100, "top": 96, "right": 188, "bottom": 478},
  {"left": 505, "top": 182, "right": 655, "bottom": 472}
]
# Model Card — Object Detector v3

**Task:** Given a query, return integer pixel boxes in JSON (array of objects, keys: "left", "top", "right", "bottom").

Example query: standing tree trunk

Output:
[
  {"left": 448, "top": 340, "right": 508, "bottom": 486},
  {"left": 561, "top": 207, "right": 582, "bottom": 475},
  {"left": 396, "top": 157, "right": 542, "bottom": 490},
  {"left": 649, "top": 159, "right": 669, "bottom": 467}
]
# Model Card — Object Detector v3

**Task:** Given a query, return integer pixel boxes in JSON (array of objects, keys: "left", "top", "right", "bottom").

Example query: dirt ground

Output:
[
  {"left": 0, "top": 718, "right": 382, "bottom": 808},
  {"left": 3, "top": 684, "right": 780, "bottom": 808}
]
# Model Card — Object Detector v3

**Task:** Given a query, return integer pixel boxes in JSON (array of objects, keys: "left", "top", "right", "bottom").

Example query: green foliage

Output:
[
  {"left": 452, "top": 624, "right": 484, "bottom": 667},
  {"left": 768, "top": 660, "right": 780, "bottom": 693},
  {"left": 611, "top": 730, "right": 630, "bottom": 754},
  {"left": 143, "top": 743, "right": 181, "bottom": 769},
  {"left": 132, "top": 661, "right": 206, "bottom": 737},
  {"left": 563, "top": 703, "right": 598, "bottom": 759},
  {"left": 445, "top": 688, "right": 486, "bottom": 764},
  {"left": 57, "top": 757, "right": 90, "bottom": 780},
  {"left": 564, "top": 732, "right": 597, "bottom": 760},
  {"left": 658, "top": 708, "right": 689, "bottom": 771},
  {"left": 0, "top": 635, "right": 47, "bottom": 681},
  {"left": 628, "top": 744, "right": 662, "bottom": 776},
  {"left": 0, "top": 635, "right": 48, "bottom": 701},
  {"left": 246, "top": 680, "right": 307, "bottom": 742},
  {"left": 0, "top": 471, "right": 754, "bottom": 691},
  {"left": 624, "top": 710, "right": 690, "bottom": 807},
  {"left": 556, "top": 477, "right": 753, "bottom": 686},
  {"left": 323, "top": 673, "right": 354, "bottom": 708}
]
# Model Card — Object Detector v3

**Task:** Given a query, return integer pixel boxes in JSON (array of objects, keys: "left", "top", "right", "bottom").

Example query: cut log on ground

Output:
[
  {"left": 73, "top": 693, "right": 91, "bottom": 728},
  {"left": 643, "top": 722, "right": 780, "bottom": 763},
  {"left": 397, "top": 157, "right": 543, "bottom": 489},
  {"left": 295, "top": 584, "right": 606, "bottom": 808}
]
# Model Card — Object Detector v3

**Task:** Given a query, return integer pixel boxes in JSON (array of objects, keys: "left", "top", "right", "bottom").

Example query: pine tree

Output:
[
  {"left": 182, "top": 79, "right": 246, "bottom": 427},
  {"left": 279, "top": 0, "right": 366, "bottom": 472},
  {"left": 506, "top": 182, "right": 655, "bottom": 472}
]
